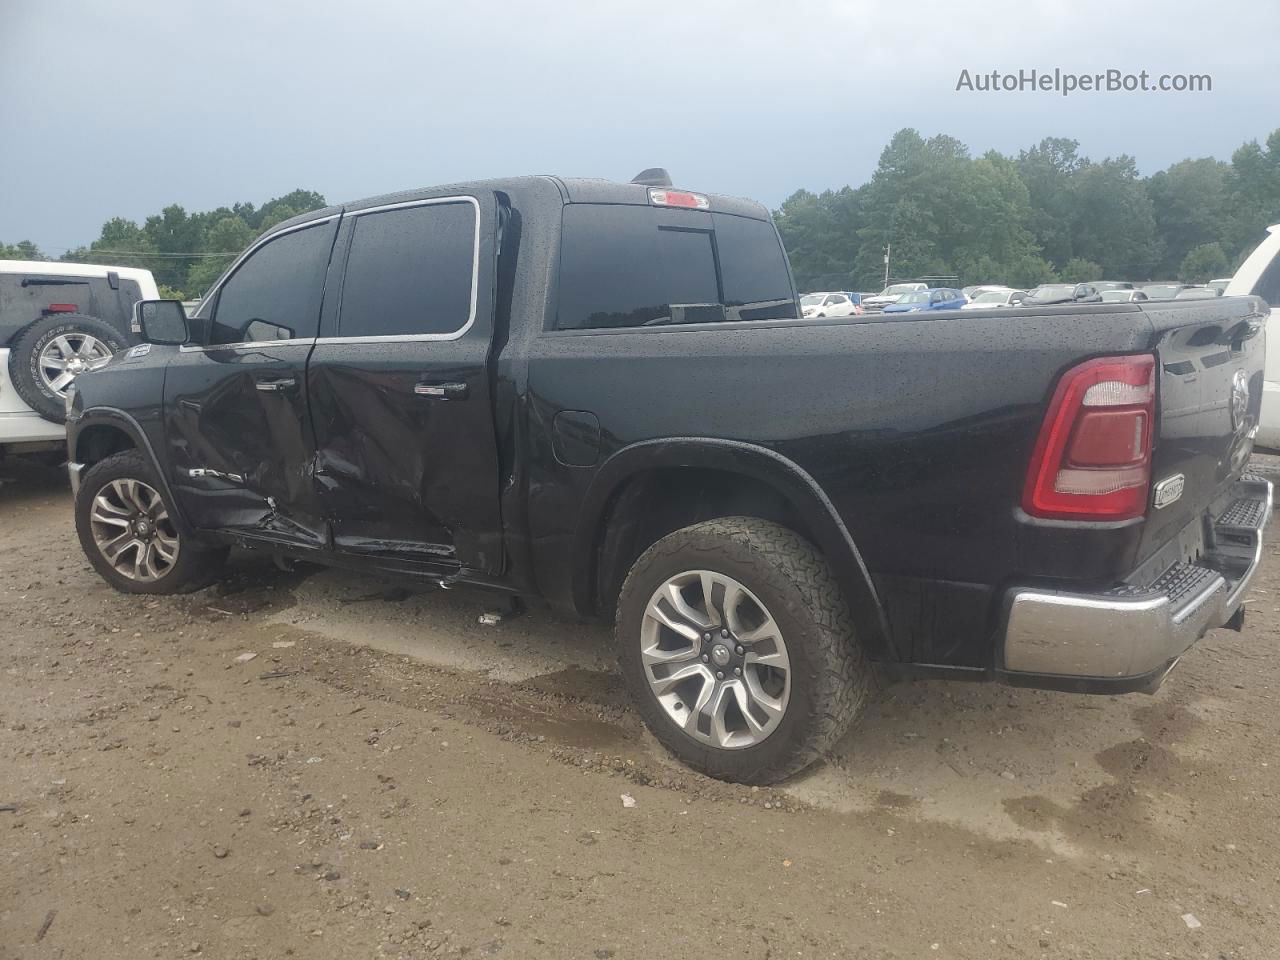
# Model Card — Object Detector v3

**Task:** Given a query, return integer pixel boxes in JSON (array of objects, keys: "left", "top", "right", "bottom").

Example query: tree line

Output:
[
  {"left": 5, "top": 127, "right": 1280, "bottom": 296},
  {"left": 1, "top": 189, "right": 327, "bottom": 299},
  {"left": 777, "top": 127, "right": 1280, "bottom": 292}
]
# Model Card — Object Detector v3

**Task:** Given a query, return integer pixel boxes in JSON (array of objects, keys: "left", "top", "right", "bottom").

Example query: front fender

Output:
[
  {"left": 68, "top": 406, "right": 194, "bottom": 538},
  {"left": 572, "top": 437, "right": 894, "bottom": 660}
]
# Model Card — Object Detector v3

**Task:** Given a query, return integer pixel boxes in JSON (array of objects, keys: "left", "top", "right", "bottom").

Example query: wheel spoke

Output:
[
  {"left": 682, "top": 670, "right": 717, "bottom": 734},
  {"left": 738, "top": 674, "right": 786, "bottom": 731},
  {"left": 42, "top": 356, "right": 67, "bottom": 370},
  {"left": 737, "top": 613, "right": 782, "bottom": 645},
  {"left": 644, "top": 592, "right": 701, "bottom": 644},
  {"left": 153, "top": 533, "right": 179, "bottom": 564},
  {"left": 699, "top": 572, "right": 727, "bottom": 627},
  {"left": 51, "top": 336, "right": 74, "bottom": 358},
  {"left": 708, "top": 682, "right": 738, "bottom": 747},
  {"left": 650, "top": 661, "right": 710, "bottom": 697},
  {"left": 87, "top": 356, "right": 112, "bottom": 370},
  {"left": 48, "top": 371, "right": 74, "bottom": 391}
]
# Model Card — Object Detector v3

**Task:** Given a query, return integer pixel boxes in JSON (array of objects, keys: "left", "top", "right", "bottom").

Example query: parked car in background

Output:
[
  {"left": 1023, "top": 283, "right": 1103, "bottom": 305},
  {"left": 65, "top": 171, "right": 1270, "bottom": 784},
  {"left": 862, "top": 281, "right": 927, "bottom": 312},
  {"left": 1139, "top": 283, "right": 1197, "bottom": 300},
  {"left": 800, "top": 292, "right": 860, "bottom": 318},
  {"left": 1, "top": 260, "right": 154, "bottom": 461},
  {"left": 1100, "top": 289, "right": 1150, "bottom": 303},
  {"left": 1174, "top": 286, "right": 1219, "bottom": 300},
  {"left": 1206, "top": 279, "right": 1231, "bottom": 295},
  {"left": 1226, "top": 223, "right": 1280, "bottom": 447},
  {"left": 881, "top": 287, "right": 967, "bottom": 313},
  {"left": 962, "top": 284, "right": 1013, "bottom": 300},
  {"left": 1091, "top": 281, "right": 1135, "bottom": 291},
  {"left": 961, "top": 288, "right": 1027, "bottom": 309}
]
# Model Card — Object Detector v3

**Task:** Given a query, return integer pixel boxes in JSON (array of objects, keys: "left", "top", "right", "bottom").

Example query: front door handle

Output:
[
  {"left": 255, "top": 377, "right": 297, "bottom": 393},
  {"left": 414, "top": 381, "right": 468, "bottom": 400}
]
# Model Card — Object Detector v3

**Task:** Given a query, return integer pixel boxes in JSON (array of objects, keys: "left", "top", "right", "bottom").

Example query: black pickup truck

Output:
[{"left": 65, "top": 171, "right": 1272, "bottom": 784}]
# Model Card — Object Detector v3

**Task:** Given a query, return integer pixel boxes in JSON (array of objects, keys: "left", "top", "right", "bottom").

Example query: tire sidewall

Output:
[
  {"left": 617, "top": 528, "right": 832, "bottom": 782},
  {"left": 9, "top": 316, "right": 127, "bottom": 422}
]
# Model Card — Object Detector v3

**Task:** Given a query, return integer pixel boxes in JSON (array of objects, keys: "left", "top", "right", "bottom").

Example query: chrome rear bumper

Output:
[{"left": 1002, "top": 477, "right": 1272, "bottom": 687}]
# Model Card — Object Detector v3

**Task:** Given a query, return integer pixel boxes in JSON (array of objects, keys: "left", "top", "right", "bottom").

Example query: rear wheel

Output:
[
  {"left": 616, "top": 517, "right": 869, "bottom": 784},
  {"left": 75, "top": 450, "right": 227, "bottom": 594},
  {"left": 7, "top": 315, "right": 127, "bottom": 422}
]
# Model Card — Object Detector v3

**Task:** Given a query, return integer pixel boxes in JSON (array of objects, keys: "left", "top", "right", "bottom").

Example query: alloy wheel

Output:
[
  {"left": 38, "top": 333, "right": 113, "bottom": 397},
  {"left": 89, "top": 478, "right": 180, "bottom": 582},
  {"left": 640, "top": 569, "right": 791, "bottom": 749}
]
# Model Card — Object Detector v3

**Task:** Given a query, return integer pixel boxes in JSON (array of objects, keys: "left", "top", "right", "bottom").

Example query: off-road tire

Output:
[
  {"left": 7, "top": 315, "right": 128, "bottom": 422},
  {"left": 616, "top": 516, "right": 869, "bottom": 784},
  {"left": 75, "top": 450, "right": 228, "bottom": 595}
]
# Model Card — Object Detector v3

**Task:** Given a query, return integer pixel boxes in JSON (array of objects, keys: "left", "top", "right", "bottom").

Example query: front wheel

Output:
[
  {"left": 75, "top": 450, "right": 228, "bottom": 594},
  {"left": 616, "top": 517, "right": 869, "bottom": 784}
]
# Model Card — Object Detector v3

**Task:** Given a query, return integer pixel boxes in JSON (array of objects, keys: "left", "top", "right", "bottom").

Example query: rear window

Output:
[
  {"left": 554, "top": 204, "right": 795, "bottom": 330},
  {"left": 0, "top": 273, "right": 142, "bottom": 343}
]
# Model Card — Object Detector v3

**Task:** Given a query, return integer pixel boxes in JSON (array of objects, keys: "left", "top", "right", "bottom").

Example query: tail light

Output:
[
  {"left": 1022, "top": 354, "right": 1156, "bottom": 520},
  {"left": 47, "top": 303, "right": 79, "bottom": 313}
]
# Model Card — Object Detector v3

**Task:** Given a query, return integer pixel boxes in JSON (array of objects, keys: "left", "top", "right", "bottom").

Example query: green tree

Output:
[
  {"left": 62, "top": 217, "right": 158, "bottom": 270},
  {"left": 1006, "top": 255, "right": 1059, "bottom": 289},
  {"left": 1070, "top": 157, "right": 1162, "bottom": 279},
  {"left": 1060, "top": 257, "right": 1103, "bottom": 283},
  {"left": 1017, "top": 137, "right": 1084, "bottom": 267},
  {"left": 1224, "top": 130, "right": 1280, "bottom": 261},
  {"left": 1178, "top": 242, "right": 1229, "bottom": 283},
  {"left": 1146, "top": 158, "right": 1230, "bottom": 277},
  {"left": 0, "top": 239, "right": 46, "bottom": 260}
]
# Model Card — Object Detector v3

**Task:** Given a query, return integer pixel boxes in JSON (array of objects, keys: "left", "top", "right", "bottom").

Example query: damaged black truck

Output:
[{"left": 65, "top": 172, "right": 1272, "bottom": 784}]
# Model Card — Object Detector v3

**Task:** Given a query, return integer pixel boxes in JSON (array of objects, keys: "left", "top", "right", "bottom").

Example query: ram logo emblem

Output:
[{"left": 1152, "top": 474, "right": 1185, "bottom": 510}]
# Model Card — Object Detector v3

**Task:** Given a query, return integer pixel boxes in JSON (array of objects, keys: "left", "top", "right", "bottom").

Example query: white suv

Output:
[{"left": 1, "top": 260, "right": 158, "bottom": 459}]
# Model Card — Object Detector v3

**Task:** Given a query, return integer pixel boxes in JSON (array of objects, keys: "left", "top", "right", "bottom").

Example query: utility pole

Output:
[{"left": 883, "top": 243, "right": 891, "bottom": 288}]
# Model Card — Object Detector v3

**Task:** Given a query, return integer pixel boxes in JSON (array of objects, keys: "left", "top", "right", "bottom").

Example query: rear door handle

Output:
[
  {"left": 414, "top": 381, "right": 468, "bottom": 400},
  {"left": 255, "top": 377, "right": 297, "bottom": 393}
]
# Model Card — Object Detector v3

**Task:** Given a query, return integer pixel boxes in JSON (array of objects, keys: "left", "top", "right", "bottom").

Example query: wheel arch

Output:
[
  {"left": 70, "top": 408, "right": 194, "bottom": 536},
  {"left": 572, "top": 438, "right": 894, "bottom": 660}
]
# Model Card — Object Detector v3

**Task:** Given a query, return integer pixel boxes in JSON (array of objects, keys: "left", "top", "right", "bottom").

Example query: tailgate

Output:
[{"left": 1137, "top": 297, "right": 1268, "bottom": 568}]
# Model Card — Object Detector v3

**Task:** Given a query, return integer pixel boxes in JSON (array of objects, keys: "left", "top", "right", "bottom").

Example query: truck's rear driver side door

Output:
[
  {"left": 306, "top": 195, "right": 504, "bottom": 573},
  {"left": 162, "top": 217, "right": 339, "bottom": 546}
]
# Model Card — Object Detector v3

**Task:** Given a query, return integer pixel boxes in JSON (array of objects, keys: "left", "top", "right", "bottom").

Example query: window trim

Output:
[
  {"left": 181, "top": 215, "right": 340, "bottom": 352},
  {"left": 322, "top": 195, "right": 482, "bottom": 345}
]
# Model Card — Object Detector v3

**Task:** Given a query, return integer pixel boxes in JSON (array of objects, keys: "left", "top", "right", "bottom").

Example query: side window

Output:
[
  {"left": 555, "top": 205, "right": 796, "bottom": 330},
  {"left": 337, "top": 201, "right": 477, "bottom": 338},
  {"left": 208, "top": 221, "right": 336, "bottom": 345}
]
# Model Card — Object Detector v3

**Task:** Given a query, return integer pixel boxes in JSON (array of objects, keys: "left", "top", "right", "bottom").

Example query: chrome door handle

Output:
[
  {"left": 255, "top": 377, "right": 297, "bottom": 392},
  {"left": 414, "top": 381, "right": 468, "bottom": 400}
]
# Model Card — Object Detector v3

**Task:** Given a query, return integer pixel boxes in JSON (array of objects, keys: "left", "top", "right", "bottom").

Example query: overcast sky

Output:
[{"left": 2, "top": 0, "right": 1275, "bottom": 253}]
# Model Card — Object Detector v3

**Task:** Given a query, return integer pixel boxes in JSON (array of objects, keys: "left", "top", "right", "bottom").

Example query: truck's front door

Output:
[
  {"left": 161, "top": 216, "right": 339, "bottom": 547},
  {"left": 305, "top": 194, "right": 504, "bottom": 573}
]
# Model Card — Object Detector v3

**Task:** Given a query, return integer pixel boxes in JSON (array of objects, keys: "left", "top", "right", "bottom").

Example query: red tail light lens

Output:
[
  {"left": 1023, "top": 354, "right": 1156, "bottom": 520},
  {"left": 47, "top": 303, "right": 78, "bottom": 313}
]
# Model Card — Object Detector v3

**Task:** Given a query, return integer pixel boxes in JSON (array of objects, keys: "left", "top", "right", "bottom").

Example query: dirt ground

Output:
[{"left": 3, "top": 455, "right": 1278, "bottom": 959}]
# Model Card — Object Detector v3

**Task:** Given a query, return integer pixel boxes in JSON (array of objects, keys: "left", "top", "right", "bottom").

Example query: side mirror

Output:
[{"left": 133, "top": 299, "right": 189, "bottom": 345}]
